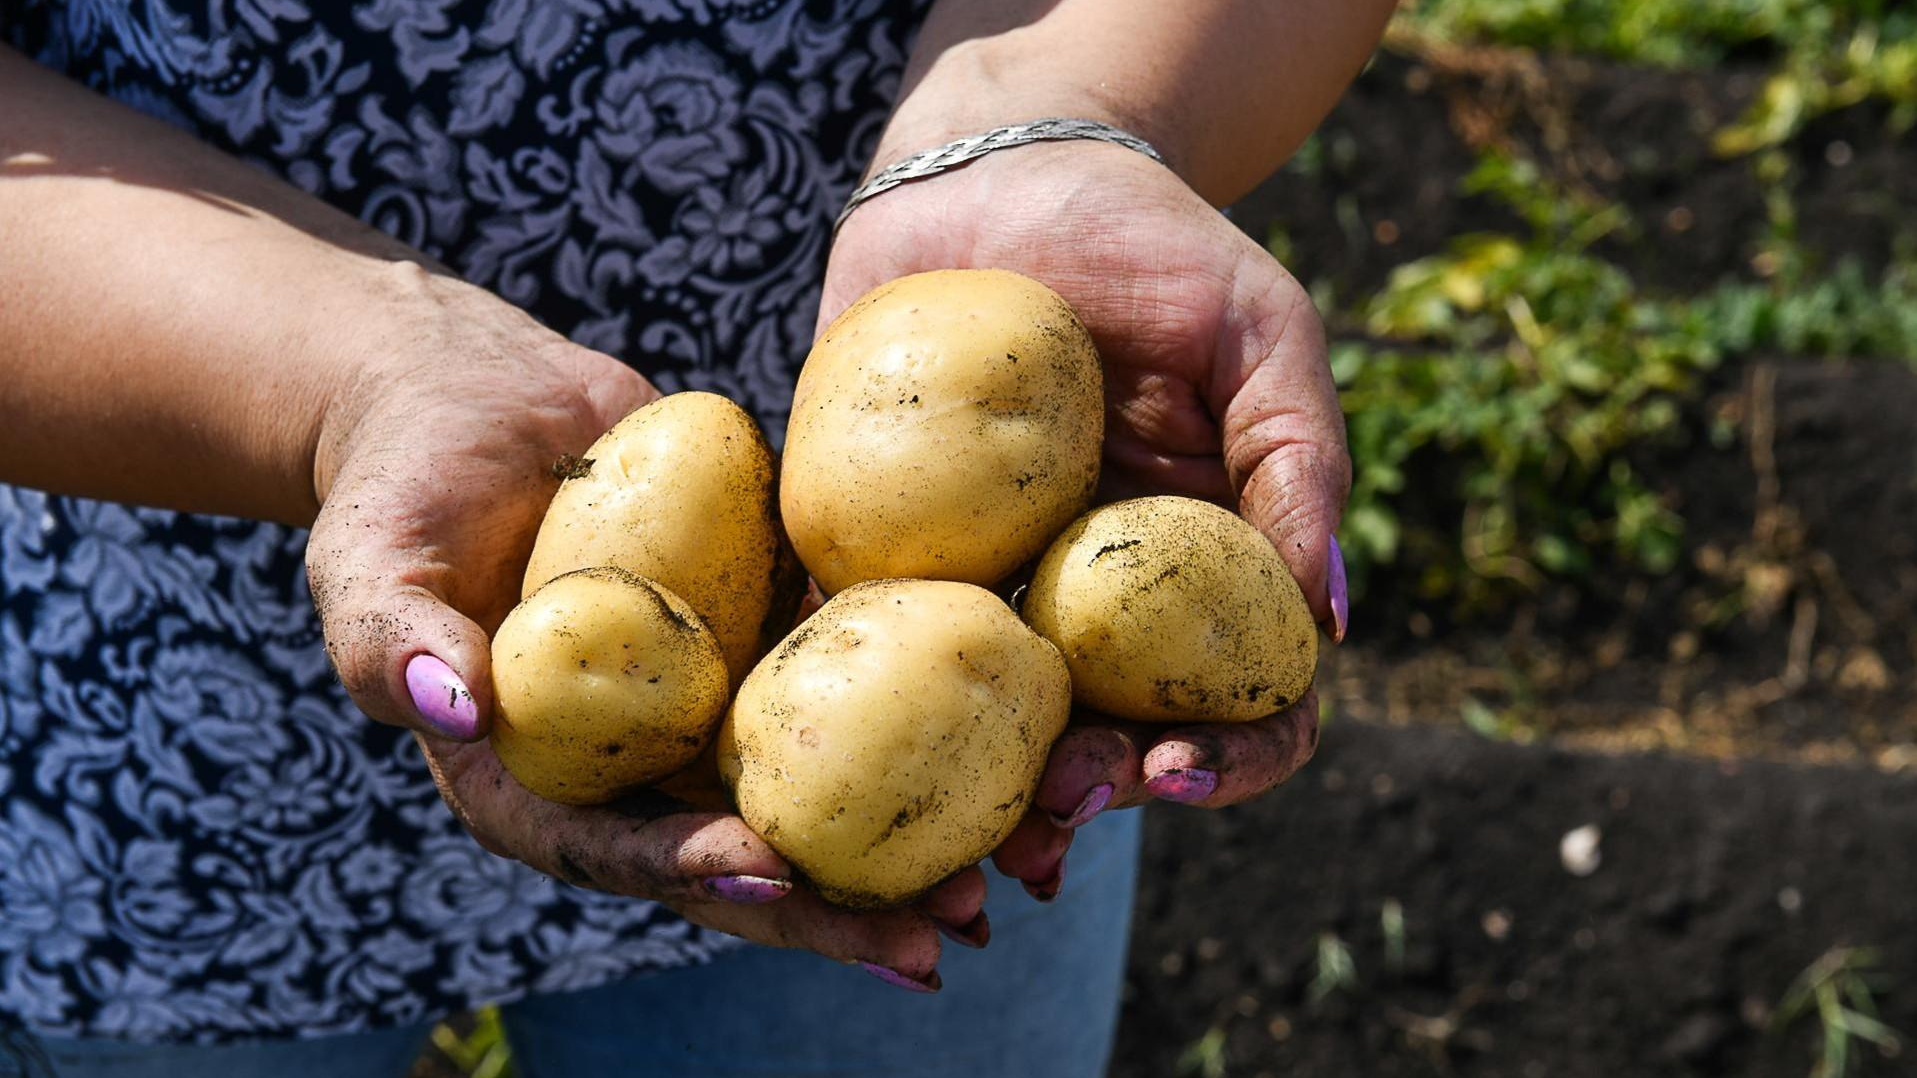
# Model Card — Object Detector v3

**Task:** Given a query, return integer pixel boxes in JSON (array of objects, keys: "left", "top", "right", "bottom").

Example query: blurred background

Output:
[{"left": 420, "top": 1, "right": 1917, "bottom": 1074}]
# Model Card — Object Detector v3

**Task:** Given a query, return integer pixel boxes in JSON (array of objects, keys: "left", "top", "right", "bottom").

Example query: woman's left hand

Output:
[{"left": 819, "top": 140, "right": 1350, "bottom": 899}]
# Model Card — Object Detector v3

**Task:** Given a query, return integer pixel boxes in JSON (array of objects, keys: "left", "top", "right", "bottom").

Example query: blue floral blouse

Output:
[{"left": 0, "top": 0, "right": 926, "bottom": 1042}]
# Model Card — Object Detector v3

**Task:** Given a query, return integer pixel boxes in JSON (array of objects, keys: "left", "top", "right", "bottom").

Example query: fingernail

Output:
[
  {"left": 1328, "top": 535, "right": 1349, "bottom": 644},
  {"left": 406, "top": 654, "right": 478, "bottom": 739},
  {"left": 702, "top": 875, "right": 792, "bottom": 904},
  {"left": 935, "top": 911, "right": 991, "bottom": 949},
  {"left": 1022, "top": 854, "right": 1067, "bottom": 904},
  {"left": 1146, "top": 767, "right": 1219, "bottom": 804},
  {"left": 859, "top": 962, "right": 941, "bottom": 994},
  {"left": 1050, "top": 783, "right": 1113, "bottom": 829}
]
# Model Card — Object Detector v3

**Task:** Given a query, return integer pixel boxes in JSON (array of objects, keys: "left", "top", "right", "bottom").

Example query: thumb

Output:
[
  {"left": 306, "top": 503, "right": 496, "bottom": 741},
  {"left": 1214, "top": 258, "right": 1351, "bottom": 641}
]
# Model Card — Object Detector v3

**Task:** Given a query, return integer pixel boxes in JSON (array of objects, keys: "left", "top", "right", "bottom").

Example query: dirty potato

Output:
[
  {"left": 781, "top": 270, "right": 1103, "bottom": 594},
  {"left": 718, "top": 579, "right": 1071, "bottom": 908},
  {"left": 523, "top": 391, "right": 803, "bottom": 686},
  {"left": 1021, "top": 496, "right": 1318, "bottom": 723},
  {"left": 492, "top": 567, "right": 730, "bottom": 805}
]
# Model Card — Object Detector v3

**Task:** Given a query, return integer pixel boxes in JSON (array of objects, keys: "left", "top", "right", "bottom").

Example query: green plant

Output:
[
  {"left": 1381, "top": 899, "right": 1407, "bottom": 974},
  {"left": 1328, "top": 132, "right": 1917, "bottom": 609},
  {"left": 1395, "top": 1, "right": 1917, "bottom": 151},
  {"left": 431, "top": 1007, "right": 516, "bottom": 1078},
  {"left": 1309, "top": 931, "right": 1360, "bottom": 1005},
  {"left": 1335, "top": 223, "right": 1708, "bottom": 604},
  {"left": 1175, "top": 1026, "right": 1230, "bottom": 1078},
  {"left": 1773, "top": 946, "right": 1903, "bottom": 1077}
]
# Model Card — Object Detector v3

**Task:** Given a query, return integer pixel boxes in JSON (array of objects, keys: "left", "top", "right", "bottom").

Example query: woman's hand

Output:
[
  {"left": 820, "top": 141, "right": 1351, "bottom": 899},
  {"left": 304, "top": 269, "right": 976, "bottom": 991}
]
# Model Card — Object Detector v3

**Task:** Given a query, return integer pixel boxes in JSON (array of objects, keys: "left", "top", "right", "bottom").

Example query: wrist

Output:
[
  {"left": 872, "top": 37, "right": 1176, "bottom": 184},
  {"left": 309, "top": 262, "right": 588, "bottom": 508}
]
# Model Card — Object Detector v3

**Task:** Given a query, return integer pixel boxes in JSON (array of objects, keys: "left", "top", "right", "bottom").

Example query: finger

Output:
[
  {"left": 421, "top": 736, "right": 793, "bottom": 905},
  {"left": 917, "top": 867, "right": 990, "bottom": 949},
  {"left": 991, "top": 809, "right": 1073, "bottom": 903},
  {"left": 307, "top": 513, "right": 496, "bottom": 741},
  {"left": 1211, "top": 256, "right": 1351, "bottom": 640},
  {"left": 1140, "top": 691, "right": 1321, "bottom": 809},
  {"left": 687, "top": 887, "right": 945, "bottom": 992},
  {"left": 424, "top": 736, "right": 946, "bottom": 991},
  {"left": 1097, "top": 442, "right": 1236, "bottom": 506},
  {"left": 1034, "top": 722, "right": 1148, "bottom": 828}
]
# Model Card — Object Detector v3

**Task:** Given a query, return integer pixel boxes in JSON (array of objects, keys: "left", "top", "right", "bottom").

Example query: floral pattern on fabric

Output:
[{"left": 0, "top": 0, "right": 925, "bottom": 1041}]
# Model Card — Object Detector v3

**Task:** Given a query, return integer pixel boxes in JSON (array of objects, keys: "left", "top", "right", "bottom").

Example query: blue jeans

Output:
[{"left": 11, "top": 810, "right": 1141, "bottom": 1078}]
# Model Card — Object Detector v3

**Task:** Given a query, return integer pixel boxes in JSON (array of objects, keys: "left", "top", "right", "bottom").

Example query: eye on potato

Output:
[
  {"left": 491, "top": 567, "right": 730, "bottom": 805},
  {"left": 523, "top": 391, "right": 803, "bottom": 686},
  {"left": 718, "top": 579, "right": 1072, "bottom": 909},
  {"left": 1021, "top": 496, "right": 1318, "bottom": 723},
  {"left": 781, "top": 269, "right": 1103, "bottom": 595}
]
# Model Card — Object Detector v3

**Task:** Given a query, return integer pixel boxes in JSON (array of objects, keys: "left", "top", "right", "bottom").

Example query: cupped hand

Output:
[
  {"left": 821, "top": 141, "right": 1351, "bottom": 898},
  {"left": 304, "top": 265, "right": 976, "bottom": 989}
]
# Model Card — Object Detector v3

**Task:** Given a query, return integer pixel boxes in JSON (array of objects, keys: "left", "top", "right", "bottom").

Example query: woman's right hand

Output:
[{"left": 303, "top": 266, "right": 973, "bottom": 991}]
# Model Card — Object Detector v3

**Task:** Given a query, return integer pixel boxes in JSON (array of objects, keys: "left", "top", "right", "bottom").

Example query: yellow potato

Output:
[
  {"left": 523, "top": 391, "right": 803, "bottom": 685},
  {"left": 1021, "top": 496, "right": 1318, "bottom": 723},
  {"left": 781, "top": 269, "right": 1103, "bottom": 594},
  {"left": 492, "top": 567, "right": 730, "bottom": 805},
  {"left": 719, "top": 579, "right": 1071, "bottom": 909}
]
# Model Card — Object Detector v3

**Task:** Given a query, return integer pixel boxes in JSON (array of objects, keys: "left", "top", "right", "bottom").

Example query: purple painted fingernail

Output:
[
  {"left": 1146, "top": 768, "right": 1219, "bottom": 804},
  {"left": 406, "top": 654, "right": 479, "bottom": 739},
  {"left": 703, "top": 875, "right": 792, "bottom": 904},
  {"left": 1328, "top": 535, "right": 1350, "bottom": 644},
  {"left": 1022, "top": 854, "right": 1067, "bottom": 904},
  {"left": 1050, "top": 783, "right": 1114, "bottom": 829},
  {"left": 859, "top": 963, "right": 941, "bottom": 994},
  {"left": 935, "top": 912, "right": 991, "bottom": 949}
]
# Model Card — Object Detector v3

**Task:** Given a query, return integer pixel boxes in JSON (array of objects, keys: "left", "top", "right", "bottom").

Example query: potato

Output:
[
  {"left": 718, "top": 579, "right": 1071, "bottom": 908},
  {"left": 781, "top": 269, "right": 1103, "bottom": 594},
  {"left": 523, "top": 391, "right": 803, "bottom": 685},
  {"left": 492, "top": 567, "right": 730, "bottom": 805},
  {"left": 1021, "top": 496, "right": 1317, "bottom": 723}
]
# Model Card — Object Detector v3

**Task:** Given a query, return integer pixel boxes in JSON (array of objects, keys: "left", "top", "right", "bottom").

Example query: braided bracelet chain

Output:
[{"left": 835, "top": 117, "right": 1170, "bottom": 232}]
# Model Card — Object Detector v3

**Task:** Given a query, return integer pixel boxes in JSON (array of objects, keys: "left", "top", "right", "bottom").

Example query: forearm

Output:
[
  {"left": 881, "top": 0, "right": 1397, "bottom": 205},
  {"left": 0, "top": 45, "right": 453, "bottom": 525}
]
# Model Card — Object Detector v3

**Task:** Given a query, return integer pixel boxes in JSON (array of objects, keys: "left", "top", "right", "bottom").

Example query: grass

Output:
[
  {"left": 1773, "top": 946, "right": 1903, "bottom": 1077},
  {"left": 1380, "top": 899, "right": 1407, "bottom": 975},
  {"left": 1174, "top": 1026, "right": 1230, "bottom": 1078},
  {"left": 1308, "top": 932, "right": 1360, "bottom": 1006},
  {"left": 427, "top": 1007, "right": 516, "bottom": 1078}
]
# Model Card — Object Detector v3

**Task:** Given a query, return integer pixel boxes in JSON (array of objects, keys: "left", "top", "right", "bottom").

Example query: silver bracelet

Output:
[{"left": 835, "top": 118, "right": 1169, "bottom": 232}]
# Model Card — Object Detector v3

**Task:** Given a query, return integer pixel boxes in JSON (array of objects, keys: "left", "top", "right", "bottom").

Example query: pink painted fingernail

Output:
[
  {"left": 703, "top": 875, "right": 792, "bottom": 904},
  {"left": 406, "top": 654, "right": 479, "bottom": 739},
  {"left": 1146, "top": 767, "right": 1218, "bottom": 804},
  {"left": 1328, "top": 535, "right": 1349, "bottom": 644},
  {"left": 859, "top": 963, "right": 941, "bottom": 994},
  {"left": 935, "top": 912, "right": 991, "bottom": 949},
  {"left": 1023, "top": 854, "right": 1067, "bottom": 904},
  {"left": 1050, "top": 783, "right": 1113, "bottom": 829}
]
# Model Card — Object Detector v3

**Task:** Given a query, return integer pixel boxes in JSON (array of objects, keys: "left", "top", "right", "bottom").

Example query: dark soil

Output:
[
  {"left": 1232, "top": 41, "right": 1917, "bottom": 768},
  {"left": 1236, "top": 48, "right": 1917, "bottom": 300},
  {"left": 1319, "top": 356, "right": 1917, "bottom": 766},
  {"left": 1115, "top": 720, "right": 1917, "bottom": 1078}
]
